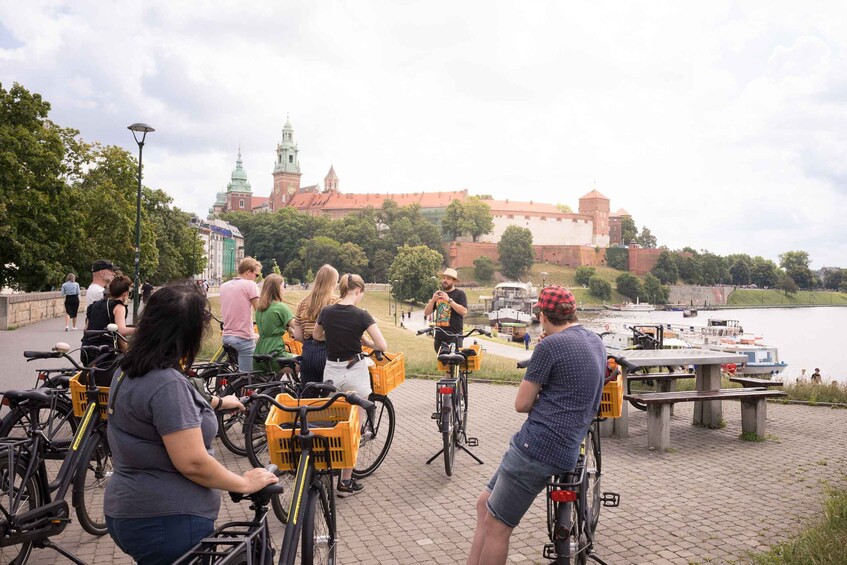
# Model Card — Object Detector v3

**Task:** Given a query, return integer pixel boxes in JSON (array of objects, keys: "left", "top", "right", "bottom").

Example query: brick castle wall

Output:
[{"left": 447, "top": 242, "right": 606, "bottom": 270}]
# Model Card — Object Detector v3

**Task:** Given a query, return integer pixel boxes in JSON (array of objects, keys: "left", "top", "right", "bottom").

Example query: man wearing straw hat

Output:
[{"left": 424, "top": 268, "right": 468, "bottom": 353}]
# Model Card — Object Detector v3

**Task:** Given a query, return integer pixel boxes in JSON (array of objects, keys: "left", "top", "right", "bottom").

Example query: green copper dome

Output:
[{"left": 226, "top": 148, "right": 252, "bottom": 193}]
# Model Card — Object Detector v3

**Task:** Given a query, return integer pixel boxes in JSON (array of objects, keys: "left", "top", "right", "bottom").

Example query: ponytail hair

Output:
[{"left": 339, "top": 273, "right": 365, "bottom": 298}]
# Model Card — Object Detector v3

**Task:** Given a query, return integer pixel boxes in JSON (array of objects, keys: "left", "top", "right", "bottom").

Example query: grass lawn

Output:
[{"left": 728, "top": 288, "right": 847, "bottom": 306}]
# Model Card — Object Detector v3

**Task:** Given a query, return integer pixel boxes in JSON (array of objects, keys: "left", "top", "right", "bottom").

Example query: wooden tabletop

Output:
[
  {"left": 619, "top": 348, "right": 748, "bottom": 367},
  {"left": 624, "top": 388, "right": 787, "bottom": 402}
]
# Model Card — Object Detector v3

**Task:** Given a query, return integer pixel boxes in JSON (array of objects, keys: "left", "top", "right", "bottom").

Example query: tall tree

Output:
[
  {"left": 642, "top": 274, "right": 669, "bottom": 304},
  {"left": 776, "top": 273, "right": 799, "bottom": 296},
  {"left": 605, "top": 247, "right": 628, "bottom": 271},
  {"left": 462, "top": 196, "right": 494, "bottom": 242},
  {"left": 555, "top": 203, "right": 573, "bottom": 213},
  {"left": 299, "top": 236, "right": 342, "bottom": 273},
  {"left": 335, "top": 241, "right": 369, "bottom": 277},
  {"left": 387, "top": 245, "right": 443, "bottom": 303},
  {"left": 779, "top": 250, "right": 813, "bottom": 289},
  {"left": 620, "top": 217, "right": 638, "bottom": 244},
  {"left": 441, "top": 199, "right": 464, "bottom": 240},
  {"left": 750, "top": 256, "right": 779, "bottom": 288},
  {"left": 823, "top": 268, "right": 846, "bottom": 291},
  {"left": 729, "top": 260, "right": 750, "bottom": 286},
  {"left": 651, "top": 250, "right": 679, "bottom": 284},
  {"left": 473, "top": 256, "right": 495, "bottom": 283},
  {"left": 636, "top": 226, "right": 657, "bottom": 248},
  {"left": 615, "top": 273, "right": 643, "bottom": 302},
  {"left": 497, "top": 225, "right": 534, "bottom": 279}
]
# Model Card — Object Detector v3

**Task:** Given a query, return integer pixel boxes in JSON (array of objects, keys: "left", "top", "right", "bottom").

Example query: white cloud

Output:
[{"left": 2, "top": 0, "right": 846, "bottom": 267}]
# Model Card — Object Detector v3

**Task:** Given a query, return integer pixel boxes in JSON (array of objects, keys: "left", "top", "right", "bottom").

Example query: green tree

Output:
[
  {"left": 473, "top": 256, "right": 495, "bottom": 283},
  {"left": 699, "top": 252, "right": 729, "bottom": 285},
  {"left": 555, "top": 203, "right": 573, "bottom": 213},
  {"left": 839, "top": 281, "right": 847, "bottom": 293},
  {"left": 143, "top": 187, "right": 202, "bottom": 284},
  {"left": 642, "top": 274, "right": 669, "bottom": 304},
  {"left": 283, "top": 258, "right": 304, "bottom": 282},
  {"left": 651, "top": 251, "right": 679, "bottom": 284},
  {"left": 497, "top": 225, "right": 534, "bottom": 280},
  {"left": 605, "top": 247, "right": 628, "bottom": 271},
  {"left": 615, "top": 273, "right": 643, "bottom": 302},
  {"left": 620, "top": 217, "right": 637, "bottom": 244},
  {"left": 387, "top": 245, "right": 443, "bottom": 303},
  {"left": 336, "top": 241, "right": 369, "bottom": 277},
  {"left": 678, "top": 255, "right": 703, "bottom": 284},
  {"left": 729, "top": 260, "right": 750, "bottom": 286},
  {"left": 588, "top": 275, "right": 612, "bottom": 300},
  {"left": 823, "top": 268, "right": 846, "bottom": 291},
  {"left": 575, "top": 266, "right": 596, "bottom": 286},
  {"left": 779, "top": 250, "right": 813, "bottom": 289},
  {"left": 463, "top": 196, "right": 494, "bottom": 242},
  {"left": 636, "top": 226, "right": 657, "bottom": 248},
  {"left": 299, "top": 236, "right": 342, "bottom": 273},
  {"left": 271, "top": 258, "right": 282, "bottom": 275},
  {"left": 750, "top": 256, "right": 779, "bottom": 288},
  {"left": 441, "top": 199, "right": 464, "bottom": 240},
  {"left": 776, "top": 273, "right": 799, "bottom": 296}
]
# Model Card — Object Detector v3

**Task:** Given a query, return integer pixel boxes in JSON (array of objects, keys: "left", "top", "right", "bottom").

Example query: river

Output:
[{"left": 473, "top": 307, "right": 846, "bottom": 383}]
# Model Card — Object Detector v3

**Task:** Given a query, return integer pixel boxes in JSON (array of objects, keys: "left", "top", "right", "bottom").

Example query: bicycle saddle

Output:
[
  {"left": 275, "top": 357, "right": 299, "bottom": 371},
  {"left": 461, "top": 348, "right": 477, "bottom": 357},
  {"left": 253, "top": 354, "right": 275, "bottom": 362},
  {"left": 437, "top": 352, "right": 466, "bottom": 365},
  {"left": 2, "top": 389, "right": 53, "bottom": 406},
  {"left": 45, "top": 374, "right": 73, "bottom": 388}
]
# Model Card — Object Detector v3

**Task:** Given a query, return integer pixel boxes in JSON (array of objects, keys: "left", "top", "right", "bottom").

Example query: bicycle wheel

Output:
[
  {"left": 0, "top": 456, "right": 42, "bottom": 563},
  {"left": 73, "top": 431, "right": 113, "bottom": 536},
  {"left": 554, "top": 499, "right": 586, "bottom": 565},
  {"left": 352, "top": 394, "right": 395, "bottom": 479},
  {"left": 442, "top": 400, "right": 455, "bottom": 477},
  {"left": 584, "top": 426, "right": 602, "bottom": 534},
  {"left": 455, "top": 376, "right": 467, "bottom": 443},
  {"left": 217, "top": 377, "right": 257, "bottom": 456},
  {"left": 299, "top": 474, "right": 337, "bottom": 565}
]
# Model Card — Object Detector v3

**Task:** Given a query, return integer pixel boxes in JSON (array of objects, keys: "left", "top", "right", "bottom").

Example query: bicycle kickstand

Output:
[{"left": 35, "top": 539, "right": 87, "bottom": 565}]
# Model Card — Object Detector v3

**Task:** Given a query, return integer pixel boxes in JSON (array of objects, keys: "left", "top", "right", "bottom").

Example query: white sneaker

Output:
[{"left": 65, "top": 326, "right": 69, "bottom": 332}]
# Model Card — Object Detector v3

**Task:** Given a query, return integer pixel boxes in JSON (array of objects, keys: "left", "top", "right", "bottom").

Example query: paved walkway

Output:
[{"left": 3, "top": 319, "right": 847, "bottom": 563}]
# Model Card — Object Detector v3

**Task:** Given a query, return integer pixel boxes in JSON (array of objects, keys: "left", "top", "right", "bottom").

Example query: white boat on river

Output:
[{"left": 484, "top": 281, "right": 537, "bottom": 324}]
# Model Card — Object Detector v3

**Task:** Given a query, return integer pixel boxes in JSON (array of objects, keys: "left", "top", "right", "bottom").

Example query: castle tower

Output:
[
  {"left": 225, "top": 148, "right": 253, "bottom": 212},
  {"left": 324, "top": 165, "right": 339, "bottom": 193},
  {"left": 271, "top": 116, "right": 302, "bottom": 210},
  {"left": 578, "top": 187, "right": 611, "bottom": 247}
]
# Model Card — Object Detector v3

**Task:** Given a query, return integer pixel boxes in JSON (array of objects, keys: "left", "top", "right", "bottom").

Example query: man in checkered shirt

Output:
[{"left": 468, "top": 286, "right": 606, "bottom": 565}]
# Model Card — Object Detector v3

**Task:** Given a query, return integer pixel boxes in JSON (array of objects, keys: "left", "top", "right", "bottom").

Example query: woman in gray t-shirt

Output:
[{"left": 104, "top": 284, "right": 277, "bottom": 565}]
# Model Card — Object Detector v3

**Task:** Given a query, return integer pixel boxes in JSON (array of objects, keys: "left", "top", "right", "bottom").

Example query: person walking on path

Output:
[
  {"left": 85, "top": 259, "right": 117, "bottom": 310},
  {"left": 104, "top": 284, "right": 277, "bottom": 564},
  {"left": 313, "top": 273, "right": 388, "bottom": 497},
  {"left": 253, "top": 274, "right": 295, "bottom": 373},
  {"left": 219, "top": 257, "right": 262, "bottom": 373},
  {"left": 61, "top": 273, "right": 81, "bottom": 331},
  {"left": 292, "top": 264, "right": 339, "bottom": 394},
  {"left": 423, "top": 268, "right": 468, "bottom": 353},
  {"left": 811, "top": 368, "right": 822, "bottom": 383},
  {"left": 523, "top": 331, "right": 531, "bottom": 350},
  {"left": 467, "top": 286, "right": 606, "bottom": 565}
]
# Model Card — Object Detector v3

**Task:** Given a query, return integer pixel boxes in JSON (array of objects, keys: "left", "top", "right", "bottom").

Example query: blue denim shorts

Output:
[{"left": 485, "top": 441, "right": 571, "bottom": 528}]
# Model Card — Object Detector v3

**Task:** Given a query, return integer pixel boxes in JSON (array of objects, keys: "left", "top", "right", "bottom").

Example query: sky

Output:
[{"left": 2, "top": 1, "right": 846, "bottom": 268}]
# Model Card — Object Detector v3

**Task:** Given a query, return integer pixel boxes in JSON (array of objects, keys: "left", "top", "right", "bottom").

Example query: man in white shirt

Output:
[{"left": 86, "top": 259, "right": 118, "bottom": 309}]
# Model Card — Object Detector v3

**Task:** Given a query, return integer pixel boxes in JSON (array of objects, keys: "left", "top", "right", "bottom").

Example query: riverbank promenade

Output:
[{"left": 2, "top": 318, "right": 846, "bottom": 563}]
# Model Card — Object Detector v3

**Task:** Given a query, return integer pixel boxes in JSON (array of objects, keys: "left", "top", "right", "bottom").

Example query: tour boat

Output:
[{"left": 485, "top": 282, "right": 537, "bottom": 324}]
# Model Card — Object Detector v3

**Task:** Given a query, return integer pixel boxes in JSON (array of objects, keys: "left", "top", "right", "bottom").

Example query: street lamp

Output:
[
  {"left": 391, "top": 280, "right": 400, "bottom": 325},
  {"left": 540, "top": 271, "right": 548, "bottom": 288},
  {"left": 128, "top": 122, "right": 155, "bottom": 323}
]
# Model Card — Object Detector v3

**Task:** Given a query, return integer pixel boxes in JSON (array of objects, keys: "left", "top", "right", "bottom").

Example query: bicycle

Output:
[
  {"left": 176, "top": 385, "right": 375, "bottom": 565},
  {"left": 352, "top": 349, "right": 398, "bottom": 479},
  {"left": 416, "top": 326, "right": 489, "bottom": 476},
  {"left": 0, "top": 340, "right": 121, "bottom": 562},
  {"left": 515, "top": 358, "right": 620, "bottom": 564}
]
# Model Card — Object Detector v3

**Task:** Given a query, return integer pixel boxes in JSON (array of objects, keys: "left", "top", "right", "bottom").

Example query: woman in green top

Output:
[{"left": 253, "top": 274, "right": 295, "bottom": 373}]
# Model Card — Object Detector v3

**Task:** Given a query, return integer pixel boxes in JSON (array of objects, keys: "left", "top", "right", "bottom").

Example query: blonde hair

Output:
[
  {"left": 299, "top": 264, "right": 339, "bottom": 321},
  {"left": 66, "top": 273, "right": 76, "bottom": 282},
  {"left": 256, "top": 274, "right": 284, "bottom": 312},
  {"left": 339, "top": 273, "right": 365, "bottom": 298},
  {"left": 237, "top": 256, "right": 262, "bottom": 275}
]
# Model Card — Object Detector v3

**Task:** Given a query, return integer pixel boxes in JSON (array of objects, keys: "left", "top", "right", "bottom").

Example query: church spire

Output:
[{"left": 324, "top": 165, "right": 339, "bottom": 192}]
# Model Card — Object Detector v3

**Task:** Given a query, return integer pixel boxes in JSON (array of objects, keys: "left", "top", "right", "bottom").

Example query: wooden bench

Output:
[
  {"left": 627, "top": 372, "right": 695, "bottom": 414},
  {"left": 623, "top": 388, "right": 787, "bottom": 450},
  {"left": 729, "top": 376, "right": 784, "bottom": 388}
]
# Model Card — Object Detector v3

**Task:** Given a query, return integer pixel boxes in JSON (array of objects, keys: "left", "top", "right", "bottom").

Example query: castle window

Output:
[
  {"left": 239, "top": 199, "right": 245, "bottom": 208},
  {"left": 508, "top": 215, "right": 514, "bottom": 219},
  {"left": 557, "top": 218, "right": 562, "bottom": 222},
  {"left": 289, "top": 155, "right": 293, "bottom": 163}
]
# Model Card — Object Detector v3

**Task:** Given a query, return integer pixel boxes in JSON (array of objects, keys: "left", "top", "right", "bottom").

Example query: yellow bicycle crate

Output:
[
  {"left": 69, "top": 373, "right": 110, "bottom": 420},
  {"left": 598, "top": 374, "right": 623, "bottom": 419},
  {"left": 282, "top": 332, "right": 303, "bottom": 356},
  {"left": 265, "top": 393, "right": 360, "bottom": 471},
  {"left": 368, "top": 352, "right": 405, "bottom": 395},
  {"left": 437, "top": 343, "right": 483, "bottom": 373}
]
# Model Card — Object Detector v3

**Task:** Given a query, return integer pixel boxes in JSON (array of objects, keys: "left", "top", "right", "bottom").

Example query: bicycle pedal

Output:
[
  {"left": 466, "top": 437, "right": 479, "bottom": 447},
  {"left": 431, "top": 412, "right": 440, "bottom": 420},
  {"left": 542, "top": 543, "right": 556, "bottom": 559},
  {"left": 601, "top": 492, "right": 620, "bottom": 507}
]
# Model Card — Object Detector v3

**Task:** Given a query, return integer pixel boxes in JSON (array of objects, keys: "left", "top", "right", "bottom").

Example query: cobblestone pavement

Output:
[{"left": 13, "top": 377, "right": 846, "bottom": 564}]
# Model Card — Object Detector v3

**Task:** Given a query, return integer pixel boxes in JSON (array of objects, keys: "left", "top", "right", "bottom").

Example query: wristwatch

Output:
[{"left": 448, "top": 298, "right": 454, "bottom": 304}]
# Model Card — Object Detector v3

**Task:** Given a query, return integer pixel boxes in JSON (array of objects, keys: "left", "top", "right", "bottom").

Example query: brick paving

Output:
[{"left": 12, "top": 377, "right": 845, "bottom": 564}]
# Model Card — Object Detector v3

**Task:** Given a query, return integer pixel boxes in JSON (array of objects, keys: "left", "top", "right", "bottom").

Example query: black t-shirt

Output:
[
  {"left": 317, "top": 304, "right": 376, "bottom": 360},
  {"left": 433, "top": 288, "right": 468, "bottom": 334},
  {"left": 82, "top": 299, "right": 125, "bottom": 348}
]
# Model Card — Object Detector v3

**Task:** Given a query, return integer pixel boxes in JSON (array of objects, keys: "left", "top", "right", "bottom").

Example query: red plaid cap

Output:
[{"left": 534, "top": 285, "right": 576, "bottom": 313}]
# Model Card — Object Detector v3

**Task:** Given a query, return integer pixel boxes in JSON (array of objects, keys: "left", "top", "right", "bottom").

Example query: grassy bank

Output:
[
  {"left": 748, "top": 484, "right": 847, "bottom": 564},
  {"left": 728, "top": 289, "right": 847, "bottom": 307}
]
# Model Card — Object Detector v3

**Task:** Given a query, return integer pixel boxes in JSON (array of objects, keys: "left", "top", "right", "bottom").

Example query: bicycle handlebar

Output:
[
  {"left": 416, "top": 326, "right": 491, "bottom": 338},
  {"left": 252, "top": 388, "right": 376, "bottom": 415},
  {"left": 229, "top": 465, "right": 285, "bottom": 503},
  {"left": 24, "top": 346, "right": 86, "bottom": 371}
]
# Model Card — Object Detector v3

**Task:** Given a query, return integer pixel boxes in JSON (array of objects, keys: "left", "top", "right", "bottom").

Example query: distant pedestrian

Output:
[
  {"left": 523, "top": 331, "right": 531, "bottom": 350},
  {"left": 811, "top": 368, "right": 822, "bottom": 384},
  {"left": 86, "top": 259, "right": 118, "bottom": 309},
  {"left": 61, "top": 273, "right": 81, "bottom": 331}
]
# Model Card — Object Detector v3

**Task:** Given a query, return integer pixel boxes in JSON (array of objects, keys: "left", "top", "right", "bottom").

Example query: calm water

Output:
[{"left": 575, "top": 307, "right": 845, "bottom": 383}]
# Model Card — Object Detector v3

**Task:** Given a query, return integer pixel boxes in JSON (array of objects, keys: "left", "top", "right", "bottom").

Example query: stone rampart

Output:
[
  {"left": 0, "top": 290, "right": 89, "bottom": 330},
  {"left": 668, "top": 285, "right": 732, "bottom": 306},
  {"left": 446, "top": 242, "right": 605, "bottom": 270}
]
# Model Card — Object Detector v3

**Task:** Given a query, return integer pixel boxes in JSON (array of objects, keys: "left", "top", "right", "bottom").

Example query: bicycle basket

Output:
[
  {"left": 598, "top": 373, "right": 623, "bottom": 418},
  {"left": 368, "top": 352, "right": 406, "bottom": 395},
  {"left": 282, "top": 332, "right": 303, "bottom": 356},
  {"left": 265, "top": 393, "right": 360, "bottom": 471},
  {"left": 69, "top": 372, "right": 110, "bottom": 419},
  {"left": 437, "top": 343, "right": 482, "bottom": 372}
]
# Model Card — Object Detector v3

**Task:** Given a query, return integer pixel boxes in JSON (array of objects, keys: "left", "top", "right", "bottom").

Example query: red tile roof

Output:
[
  {"left": 610, "top": 207, "right": 631, "bottom": 217},
  {"left": 579, "top": 189, "right": 609, "bottom": 200}
]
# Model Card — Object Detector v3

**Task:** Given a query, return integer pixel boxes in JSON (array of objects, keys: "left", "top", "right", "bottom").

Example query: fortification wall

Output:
[
  {"left": 668, "top": 285, "right": 731, "bottom": 306},
  {"left": 446, "top": 242, "right": 605, "bottom": 270}
]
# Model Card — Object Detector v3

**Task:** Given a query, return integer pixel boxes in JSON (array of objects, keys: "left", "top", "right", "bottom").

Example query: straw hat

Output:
[{"left": 441, "top": 268, "right": 460, "bottom": 281}]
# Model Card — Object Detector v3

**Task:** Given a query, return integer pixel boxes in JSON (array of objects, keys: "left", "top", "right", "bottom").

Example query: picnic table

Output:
[{"left": 602, "top": 349, "right": 786, "bottom": 450}]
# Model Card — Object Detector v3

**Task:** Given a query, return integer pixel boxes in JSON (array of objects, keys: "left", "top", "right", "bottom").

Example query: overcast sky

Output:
[{"left": 2, "top": 1, "right": 845, "bottom": 268}]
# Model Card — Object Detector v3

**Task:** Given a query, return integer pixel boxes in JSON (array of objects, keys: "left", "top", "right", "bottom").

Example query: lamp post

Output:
[
  {"left": 540, "top": 271, "right": 548, "bottom": 289},
  {"left": 127, "top": 122, "right": 155, "bottom": 323},
  {"left": 391, "top": 280, "right": 400, "bottom": 325}
]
